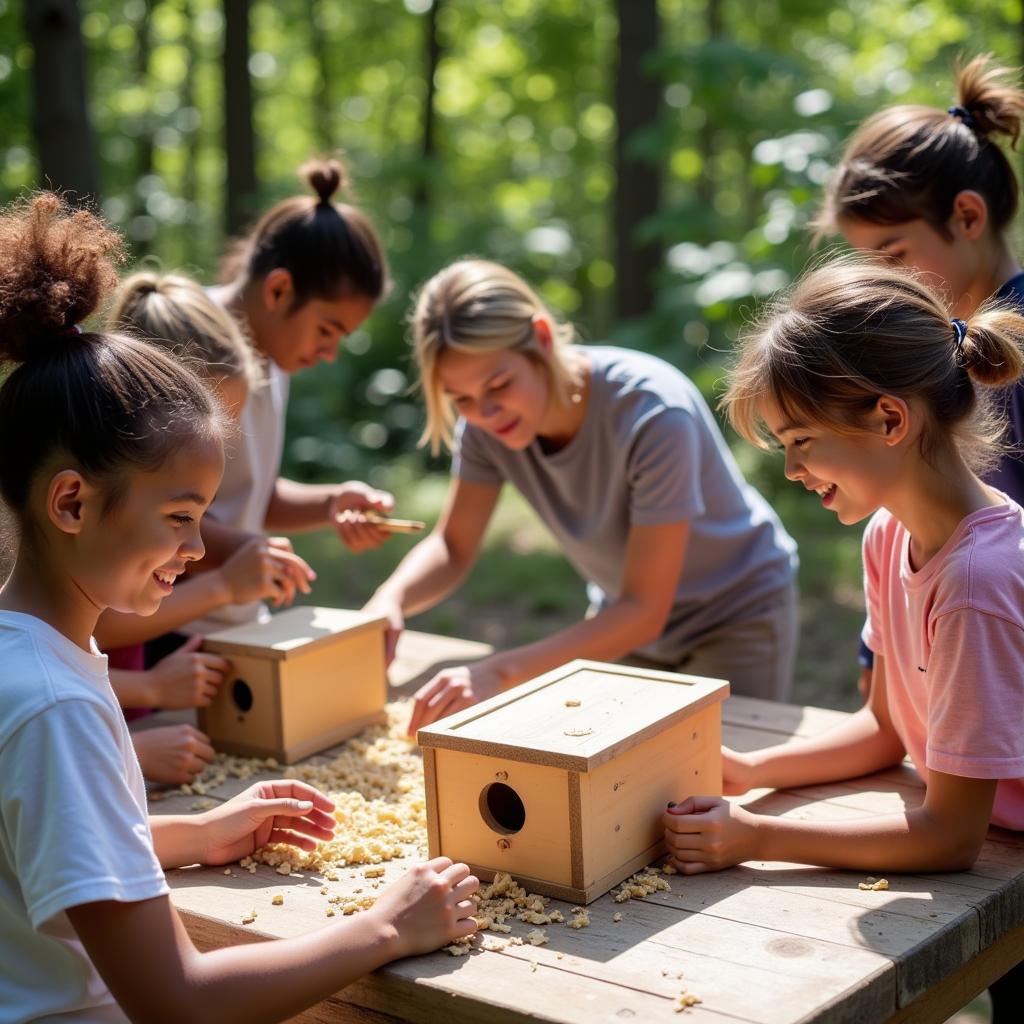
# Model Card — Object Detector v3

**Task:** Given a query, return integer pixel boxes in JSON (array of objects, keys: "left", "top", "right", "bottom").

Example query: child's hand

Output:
[
  {"left": 198, "top": 781, "right": 337, "bottom": 866},
  {"left": 218, "top": 536, "right": 315, "bottom": 607},
  {"left": 407, "top": 661, "right": 503, "bottom": 738},
  {"left": 721, "top": 746, "right": 757, "bottom": 795},
  {"left": 148, "top": 636, "right": 229, "bottom": 709},
  {"left": 329, "top": 482, "right": 394, "bottom": 552},
  {"left": 368, "top": 857, "right": 479, "bottom": 959},
  {"left": 662, "top": 796, "right": 760, "bottom": 874},
  {"left": 133, "top": 724, "right": 215, "bottom": 785}
]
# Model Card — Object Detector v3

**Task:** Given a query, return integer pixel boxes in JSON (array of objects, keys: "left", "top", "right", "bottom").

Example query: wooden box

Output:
[
  {"left": 418, "top": 660, "right": 729, "bottom": 904},
  {"left": 198, "top": 606, "right": 388, "bottom": 763}
]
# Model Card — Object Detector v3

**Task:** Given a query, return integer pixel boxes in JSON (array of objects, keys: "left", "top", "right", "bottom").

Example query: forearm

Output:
[
  {"left": 96, "top": 572, "right": 231, "bottom": 648},
  {"left": 150, "top": 815, "right": 209, "bottom": 870},
  {"left": 110, "top": 670, "right": 156, "bottom": 709},
  {"left": 753, "top": 806, "right": 982, "bottom": 872},
  {"left": 371, "top": 531, "right": 473, "bottom": 617},
  {"left": 747, "top": 707, "right": 907, "bottom": 791},
  {"left": 492, "top": 599, "right": 665, "bottom": 689},
  {"left": 178, "top": 912, "right": 399, "bottom": 1024},
  {"left": 263, "top": 478, "right": 334, "bottom": 532}
]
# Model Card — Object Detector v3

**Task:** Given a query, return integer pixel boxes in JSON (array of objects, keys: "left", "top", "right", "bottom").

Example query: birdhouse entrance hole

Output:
[
  {"left": 479, "top": 782, "right": 526, "bottom": 835},
  {"left": 232, "top": 679, "right": 254, "bottom": 713}
]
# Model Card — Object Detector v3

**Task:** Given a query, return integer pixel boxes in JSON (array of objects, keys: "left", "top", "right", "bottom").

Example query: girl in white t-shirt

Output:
[
  {"left": 0, "top": 194, "right": 477, "bottom": 1022},
  {"left": 663, "top": 257, "right": 1024, "bottom": 877}
]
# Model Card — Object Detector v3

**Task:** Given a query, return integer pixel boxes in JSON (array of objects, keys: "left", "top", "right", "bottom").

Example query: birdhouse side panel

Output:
[
  {"left": 433, "top": 748, "right": 574, "bottom": 887},
  {"left": 278, "top": 630, "right": 387, "bottom": 758},
  {"left": 197, "top": 655, "right": 282, "bottom": 757},
  {"left": 580, "top": 704, "right": 722, "bottom": 890}
]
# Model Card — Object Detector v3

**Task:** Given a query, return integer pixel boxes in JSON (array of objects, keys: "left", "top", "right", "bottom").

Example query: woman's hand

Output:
[
  {"left": 197, "top": 780, "right": 337, "bottom": 866},
  {"left": 368, "top": 857, "right": 479, "bottom": 959},
  {"left": 721, "top": 746, "right": 758, "bottom": 796},
  {"left": 148, "top": 636, "right": 229, "bottom": 709},
  {"left": 363, "top": 595, "right": 404, "bottom": 666},
  {"left": 406, "top": 661, "right": 505, "bottom": 738},
  {"left": 133, "top": 724, "right": 215, "bottom": 785},
  {"left": 662, "top": 796, "right": 761, "bottom": 874}
]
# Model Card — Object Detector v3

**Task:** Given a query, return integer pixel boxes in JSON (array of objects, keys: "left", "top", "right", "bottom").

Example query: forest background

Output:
[{"left": 5, "top": 0, "right": 1024, "bottom": 710}]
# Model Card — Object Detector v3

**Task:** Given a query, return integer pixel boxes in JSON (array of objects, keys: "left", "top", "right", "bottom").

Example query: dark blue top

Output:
[{"left": 984, "top": 271, "right": 1024, "bottom": 503}]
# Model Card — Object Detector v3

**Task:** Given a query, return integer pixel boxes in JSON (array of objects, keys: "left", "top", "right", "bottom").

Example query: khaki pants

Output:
[{"left": 620, "top": 583, "right": 799, "bottom": 702}]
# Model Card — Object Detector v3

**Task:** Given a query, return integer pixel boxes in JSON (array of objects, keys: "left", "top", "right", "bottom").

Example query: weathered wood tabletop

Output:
[{"left": 152, "top": 631, "right": 1024, "bottom": 1024}]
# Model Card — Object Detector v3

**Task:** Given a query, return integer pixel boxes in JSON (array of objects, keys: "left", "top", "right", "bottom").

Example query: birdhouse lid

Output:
[
  {"left": 417, "top": 660, "right": 729, "bottom": 770},
  {"left": 201, "top": 606, "right": 387, "bottom": 661}
]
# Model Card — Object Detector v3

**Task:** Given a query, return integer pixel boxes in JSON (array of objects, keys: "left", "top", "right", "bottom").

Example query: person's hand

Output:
[
  {"left": 368, "top": 857, "right": 479, "bottom": 959},
  {"left": 407, "top": 661, "right": 504, "bottom": 738},
  {"left": 133, "top": 725, "right": 215, "bottom": 785},
  {"left": 721, "top": 746, "right": 758, "bottom": 796},
  {"left": 217, "top": 535, "right": 315, "bottom": 608},
  {"left": 662, "top": 796, "right": 760, "bottom": 874},
  {"left": 148, "top": 636, "right": 230, "bottom": 709},
  {"left": 197, "top": 780, "right": 337, "bottom": 866},
  {"left": 329, "top": 482, "right": 394, "bottom": 552},
  {"left": 363, "top": 595, "right": 404, "bottom": 667}
]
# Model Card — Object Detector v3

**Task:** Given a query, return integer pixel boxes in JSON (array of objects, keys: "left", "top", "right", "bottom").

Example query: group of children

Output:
[{"left": 1, "top": 55, "right": 1022, "bottom": 1023}]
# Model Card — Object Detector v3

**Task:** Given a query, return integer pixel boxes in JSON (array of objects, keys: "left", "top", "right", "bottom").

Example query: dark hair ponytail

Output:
[
  {"left": 0, "top": 194, "right": 224, "bottom": 522},
  {"left": 814, "top": 55, "right": 1024, "bottom": 239},
  {"left": 224, "top": 156, "right": 390, "bottom": 310}
]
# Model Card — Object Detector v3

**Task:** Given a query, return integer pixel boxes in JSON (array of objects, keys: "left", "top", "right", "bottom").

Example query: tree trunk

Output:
[
  {"left": 24, "top": 0, "right": 100, "bottom": 205},
  {"left": 223, "top": 0, "right": 257, "bottom": 237},
  {"left": 698, "top": 0, "right": 722, "bottom": 213},
  {"left": 132, "top": 0, "right": 156, "bottom": 253},
  {"left": 413, "top": 0, "right": 442, "bottom": 214},
  {"left": 613, "top": 0, "right": 662, "bottom": 321},
  {"left": 307, "top": 0, "right": 333, "bottom": 151},
  {"left": 180, "top": 0, "right": 202, "bottom": 263}
]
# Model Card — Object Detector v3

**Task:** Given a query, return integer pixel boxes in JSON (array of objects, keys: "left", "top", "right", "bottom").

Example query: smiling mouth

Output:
[
  {"left": 494, "top": 419, "right": 519, "bottom": 436},
  {"left": 153, "top": 569, "right": 179, "bottom": 586},
  {"left": 812, "top": 483, "right": 836, "bottom": 502}
]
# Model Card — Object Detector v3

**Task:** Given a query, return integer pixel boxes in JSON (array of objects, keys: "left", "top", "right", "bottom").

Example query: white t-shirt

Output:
[
  {"left": 0, "top": 611, "right": 168, "bottom": 1023},
  {"left": 186, "top": 359, "right": 290, "bottom": 633}
]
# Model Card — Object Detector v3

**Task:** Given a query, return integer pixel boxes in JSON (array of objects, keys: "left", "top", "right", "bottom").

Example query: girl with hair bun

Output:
[
  {"left": 0, "top": 192, "right": 478, "bottom": 1024},
  {"left": 664, "top": 259, "right": 1024, "bottom": 887},
  {"left": 188, "top": 156, "right": 398, "bottom": 635}
]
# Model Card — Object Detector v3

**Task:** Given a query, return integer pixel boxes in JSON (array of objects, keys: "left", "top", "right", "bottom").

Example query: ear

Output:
[
  {"left": 45, "top": 470, "right": 95, "bottom": 536},
  {"left": 531, "top": 313, "right": 554, "bottom": 354},
  {"left": 261, "top": 268, "right": 295, "bottom": 314},
  {"left": 949, "top": 190, "right": 989, "bottom": 242},
  {"left": 870, "top": 395, "right": 911, "bottom": 446}
]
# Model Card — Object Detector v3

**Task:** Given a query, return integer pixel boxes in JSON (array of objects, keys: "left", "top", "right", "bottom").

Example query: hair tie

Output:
[
  {"left": 951, "top": 317, "right": 968, "bottom": 357},
  {"left": 947, "top": 105, "right": 977, "bottom": 130}
]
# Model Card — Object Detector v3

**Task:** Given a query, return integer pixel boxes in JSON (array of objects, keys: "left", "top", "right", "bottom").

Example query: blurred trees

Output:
[{"left": 2, "top": 0, "right": 1021, "bottom": 486}]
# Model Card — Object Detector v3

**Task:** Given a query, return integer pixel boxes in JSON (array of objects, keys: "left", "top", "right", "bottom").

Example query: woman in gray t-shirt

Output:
[{"left": 365, "top": 260, "right": 798, "bottom": 733}]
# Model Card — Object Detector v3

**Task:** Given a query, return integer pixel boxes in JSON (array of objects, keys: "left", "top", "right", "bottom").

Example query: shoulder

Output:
[
  {"left": 943, "top": 501, "right": 1024, "bottom": 618},
  {"left": 586, "top": 345, "right": 705, "bottom": 432}
]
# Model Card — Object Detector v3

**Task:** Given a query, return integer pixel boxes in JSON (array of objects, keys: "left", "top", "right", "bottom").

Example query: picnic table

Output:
[{"left": 150, "top": 631, "right": 1024, "bottom": 1024}]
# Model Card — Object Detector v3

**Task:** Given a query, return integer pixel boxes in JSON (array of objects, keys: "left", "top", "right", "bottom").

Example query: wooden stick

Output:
[{"left": 361, "top": 510, "right": 427, "bottom": 534}]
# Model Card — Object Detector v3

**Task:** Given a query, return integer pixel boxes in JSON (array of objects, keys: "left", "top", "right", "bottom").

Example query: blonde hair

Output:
[
  {"left": 109, "top": 271, "right": 261, "bottom": 389},
  {"left": 411, "top": 259, "right": 585, "bottom": 454},
  {"left": 722, "top": 256, "right": 1024, "bottom": 476},
  {"left": 814, "top": 54, "right": 1024, "bottom": 241}
]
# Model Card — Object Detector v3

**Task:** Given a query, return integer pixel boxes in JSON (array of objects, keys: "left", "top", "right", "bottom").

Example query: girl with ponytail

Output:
[
  {"left": 0, "top": 194, "right": 477, "bottom": 1022},
  {"left": 663, "top": 259, "right": 1024, "bottom": 886}
]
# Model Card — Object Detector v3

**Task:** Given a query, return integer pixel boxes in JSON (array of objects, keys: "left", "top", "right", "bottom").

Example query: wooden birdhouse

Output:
[
  {"left": 198, "top": 606, "right": 388, "bottom": 763},
  {"left": 418, "top": 660, "right": 729, "bottom": 904}
]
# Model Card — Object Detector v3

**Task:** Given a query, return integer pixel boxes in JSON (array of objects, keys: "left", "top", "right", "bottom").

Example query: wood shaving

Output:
[
  {"left": 858, "top": 877, "right": 890, "bottom": 891},
  {"left": 563, "top": 727, "right": 593, "bottom": 737}
]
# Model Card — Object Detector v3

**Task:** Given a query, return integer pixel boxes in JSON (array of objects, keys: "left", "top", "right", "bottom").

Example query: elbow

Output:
[{"left": 630, "top": 600, "right": 672, "bottom": 649}]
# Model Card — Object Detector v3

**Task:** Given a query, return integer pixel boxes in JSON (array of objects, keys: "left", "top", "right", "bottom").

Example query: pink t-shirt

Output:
[{"left": 862, "top": 500, "right": 1024, "bottom": 830}]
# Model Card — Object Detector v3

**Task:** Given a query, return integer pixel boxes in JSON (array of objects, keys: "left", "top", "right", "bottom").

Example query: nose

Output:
[
  {"left": 783, "top": 447, "right": 804, "bottom": 482},
  {"left": 479, "top": 396, "right": 501, "bottom": 420},
  {"left": 181, "top": 523, "right": 206, "bottom": 564}
]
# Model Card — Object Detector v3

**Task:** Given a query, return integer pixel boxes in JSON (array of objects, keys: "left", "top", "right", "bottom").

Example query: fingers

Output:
[
  {"left": 268, "top": 548, "right": 315, "bottom": 594},
  {"left": 257, "top": 779, "right": 336, "bottom": 814},
  {"left": 333, "top": 511, "right": 390, "bottom": 552},
  {"left": 439, "top": 860, "right": 473, "bottom": 886},
  {"left": 180, "top": 635, "right": 204, "bottom": 654}
]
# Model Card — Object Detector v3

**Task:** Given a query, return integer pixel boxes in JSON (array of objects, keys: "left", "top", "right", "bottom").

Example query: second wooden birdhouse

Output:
[
  {"left": 418, "top": 660, "right": 729, "bottom": 904},
  {"left": 198, "top": 606, "right": 388, "bottom": 763}
]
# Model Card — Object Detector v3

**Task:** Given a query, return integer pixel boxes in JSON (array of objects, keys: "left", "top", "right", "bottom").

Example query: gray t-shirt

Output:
[{"left": 453, "top": 345, "right": 797, "bottom": 664}]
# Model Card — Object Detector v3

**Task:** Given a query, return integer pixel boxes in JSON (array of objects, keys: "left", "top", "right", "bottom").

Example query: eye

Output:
[
  {"left": 451, "top": 395, "right": 472, "bottom": 409},
  {"left": 489, "top": 379, "right": 510, "bottom": 393},
  {"left": 791, "top": 437, "right": 811, "bottom": 450},
  {"left": 169, "top": 514, "right": 194, "bottom": 526}
]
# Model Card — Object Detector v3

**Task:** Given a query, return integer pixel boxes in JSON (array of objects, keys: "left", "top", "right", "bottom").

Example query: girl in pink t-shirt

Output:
[{"left": 663, "top": 257, "right": 1024, "bottom": 876}]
